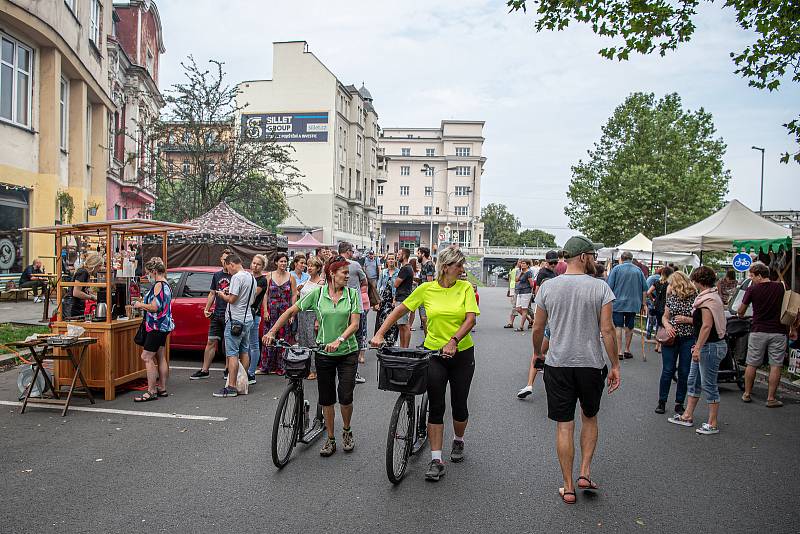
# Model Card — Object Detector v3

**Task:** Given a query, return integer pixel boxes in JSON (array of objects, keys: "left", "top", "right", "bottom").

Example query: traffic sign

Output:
[
  {"left": 438, "top": 232, "right": 445, "bottom": 241},
  {"left": 732, "top": 253, "right": 752, "bottom": 272},
  {"left": 452, "top": 231, "right": 459, "bottom": 241},
  {"left": 444, "top": 225, "right": 451, "bottom": 235}
]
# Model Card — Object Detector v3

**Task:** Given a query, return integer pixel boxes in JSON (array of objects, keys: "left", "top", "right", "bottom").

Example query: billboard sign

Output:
[{"left": 241, "top": 112, "right": 329, "bottom": 143}]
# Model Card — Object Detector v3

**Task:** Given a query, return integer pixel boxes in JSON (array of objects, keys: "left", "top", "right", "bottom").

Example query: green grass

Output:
[{"left": 0, "top": 323, "right": 50, "bottom": 355}]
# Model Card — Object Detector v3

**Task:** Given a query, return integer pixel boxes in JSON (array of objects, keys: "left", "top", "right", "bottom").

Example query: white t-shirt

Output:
[{"left": 226, "top": 270, "right": 256, "bottom": 323}]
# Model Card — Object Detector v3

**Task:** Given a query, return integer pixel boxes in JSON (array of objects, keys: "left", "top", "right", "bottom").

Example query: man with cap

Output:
[
  {"left": 517, "top": 250, "right": 560, "bottom": 398},
  {"left": 532, "top": 235, "right": 620, "bottom": 504},
  {"left": 606, "top": 251, "right": 648, "bottom": 360}
]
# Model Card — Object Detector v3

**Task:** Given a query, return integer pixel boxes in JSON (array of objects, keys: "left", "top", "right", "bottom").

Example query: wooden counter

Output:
[{"left": 51, "top": 318, "right": 165, "bottom": 400}]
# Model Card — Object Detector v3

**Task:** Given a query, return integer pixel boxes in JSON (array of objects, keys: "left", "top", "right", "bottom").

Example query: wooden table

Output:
[
  {"left": 31, "top": 274, "right": 59, "bottom": 323},
  {"left": 11, "top": 338, "right": 97, "bottom": 416}
]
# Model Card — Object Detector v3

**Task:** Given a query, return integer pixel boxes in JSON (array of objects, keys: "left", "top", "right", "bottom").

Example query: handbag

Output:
[
  {"left": 134, "top": 320, "right": 147, "bottom": 346},
  {"left": 655, "top": 326, "right": 675, "bottom": 346},
  {"left": 228, "top": 275, "right": 255, "bottom": 336}
]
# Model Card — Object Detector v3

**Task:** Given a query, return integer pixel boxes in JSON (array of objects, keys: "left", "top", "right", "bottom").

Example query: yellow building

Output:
[{"left": 0, "top": 0, "right": 114, "bottom": 272}]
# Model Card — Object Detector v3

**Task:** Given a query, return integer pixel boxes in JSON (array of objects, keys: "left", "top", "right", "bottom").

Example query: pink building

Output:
[{"left": 105, "top": 0, "right": 165, "bottom": 221}]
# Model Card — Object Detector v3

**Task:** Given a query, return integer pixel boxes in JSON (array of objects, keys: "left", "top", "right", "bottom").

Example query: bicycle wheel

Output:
[
  {"left": 386, "top": 394, "right": 415, "bottom": 484},
  {"left": 272, "top": 383, "right": 300, "bottom": 468},
  {"left": 412, "top": 392, "right": 429, "bottom": 455}
]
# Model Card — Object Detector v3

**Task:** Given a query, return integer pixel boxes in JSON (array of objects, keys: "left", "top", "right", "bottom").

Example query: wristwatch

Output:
[{"left": 336, "top": 336, "right": 346, "bottom": 343}]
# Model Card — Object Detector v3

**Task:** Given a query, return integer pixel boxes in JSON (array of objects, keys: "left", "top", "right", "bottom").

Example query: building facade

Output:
[
  {"left": 237, "top": 41, "right": 380, "bottom": 248},
  {"left": 0, "top": 0, "right": 115, "bottom": 272},
  {"left": 105, "top": 0, "right": 165, "bottom": 221},
  {"left": 378, "top": 121, "right": 486, "bottom": 253}
]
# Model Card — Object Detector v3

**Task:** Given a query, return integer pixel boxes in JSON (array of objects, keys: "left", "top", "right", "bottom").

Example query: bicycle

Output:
[
  {"left": 270, "top": 340, "right": 325, "bottom": 468},
  {"left": 376, "top": 346, "right": 437, "bottom": 484}
]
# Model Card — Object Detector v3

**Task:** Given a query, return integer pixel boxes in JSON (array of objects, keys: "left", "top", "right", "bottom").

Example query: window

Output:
[
  {"left": 377, "top": 185, "right": 383, "bottom": 196},
  {"left": 455, "top": 166, "right": 471, "bottom": 176},
  {"left": 424, "top": 206, "right": 432, "bottom": 216},
  {"left": 114, "top": 205, "right": 120, "bottom": 219},
  {"left": 182, "top": 160, "right": 190, "bottom": 175},
  {"left": 424, "top": 166, "right": 434, "bottom": 177},
  {"left": 377, "top": 205, "right": 383, "bottom": 215},
  {"left": 335, "top": 207, "right": 342, "bottom": 230},
  {"left": 401, "top": 148, "right": 411, "bottom": 156},
  {"left": 59, "top": 77, "right": 69, "bottom": 149},
  {"left": 426, "top": 148, "right": 435, "bottom": 157},
  {"left": 167, "top": 159, "right": 175, "bottom": 175},
  {"left": 400, "top": 206, "right": 409, "bottom": 216},
  {"left": 182, "top": 272, "right": 214, "bottom": 298},
  {"left": 86, "top": 104, "right": 92, "bottom": 163},
  {"left": 400, "top": 186, "right": 409, "bottom": 196},
  {"left": 356, "top": 134, "right": 363, "bottom": 155},
  {"left": 1, "top": 34, "right": 33, "bottom": 127},
  {"left": 455, "top": 186, "right": 470, "bottom": 196},
  {"left": 400, "top": 166, "right": 410, "bottom": 176},
  {"left": 424, "top": 186, "right": 432, "bottom": 196},
  {"left": 456, "top": 147, "right": 471, "bottom": 157},
  {"left": 347, "top": 211, "right": 353, "bottom": 233},
  {"left": 455, "top": 206, "right": 468, "bottom": 216},
  {"left": 122, "top": 207, "right": 128, "bottom": 219},
  {"left": 339, "top": 166, "right": 345, "bottom": 190},
  {"left": 89, "top": 0, "right": 101, "bottom": 46}
]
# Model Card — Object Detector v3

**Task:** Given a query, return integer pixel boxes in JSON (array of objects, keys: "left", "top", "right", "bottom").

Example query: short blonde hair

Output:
[
  {"left": 668, "top": 271, "right": 696, "bottom": 300},
  {"left": 307, "top": 256, "right": 323, "bottom": 273},
  {"left": 253, "top": 254, "right": 267, "bottom": 268},
  {"left": 436, "top": 247, "right": 465, "bottom": 284},
  {"left": 83, "top": 252, "right": 103, "bottom": 272}
]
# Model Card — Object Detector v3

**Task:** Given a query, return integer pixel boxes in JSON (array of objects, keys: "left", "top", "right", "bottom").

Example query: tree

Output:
[
  {"left": 565, "top": 92, "right": 730, "bottom": 245},
  {"left": 507, "top": 1, "right": 800, "bottom": 163},
  {"left": 138, "top": 57, "right": 306, "bottom": 225},
  {"left": 517, "top": 228, "right": 557, "bottom": 247},
  {"left": 481, "top": 203, "right": 521, "bottom": 246}
]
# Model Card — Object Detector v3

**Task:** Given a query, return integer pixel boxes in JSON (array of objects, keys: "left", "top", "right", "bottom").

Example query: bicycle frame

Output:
[{"left": 291, "top": 377, "right": 325, "bottom": 444}]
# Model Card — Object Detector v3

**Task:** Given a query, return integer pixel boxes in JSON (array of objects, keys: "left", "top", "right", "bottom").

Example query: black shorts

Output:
[
  {"left": 143, "top": 330, "right": 169, "bottom": 352},
  {"left": 315, "top": 351, "right": 358, "bottom": 406},
  {"left": 208, "top": 317, "right": 225, "bottom": 340},
  {"left": 543, "top": 364, "right": 607, "bottom": 422}
]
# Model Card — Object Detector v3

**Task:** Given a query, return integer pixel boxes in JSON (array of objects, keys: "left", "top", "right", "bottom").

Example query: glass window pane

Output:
[
  {"left": 0, "top": 64, "right": 12, "bottom": 119},
  {"left": 1, "top": 39, "right": 13, "bottom": 64},
  {"left": 16, "top": 71, "right": 29, "bottom": 124},
  {"left": 17, "top": 47, "right": 30, "bottom": 72}
]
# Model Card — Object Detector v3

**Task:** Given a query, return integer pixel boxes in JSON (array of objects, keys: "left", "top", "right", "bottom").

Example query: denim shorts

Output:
[
  {"left": 612, "top": 312, "right": 636, "bottom": 329},
  {"left": 687, "top": 340, "right": 727, "bottom": 403},
  {"left": 224, "top": 320, "right": 252, "bottom": 357}
]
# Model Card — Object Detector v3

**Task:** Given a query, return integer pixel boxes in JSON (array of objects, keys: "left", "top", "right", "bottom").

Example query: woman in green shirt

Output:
[
  {"left": 371, "top": 247, "right": 480, "bottom": 482},
  {"left": 264, "top": 256, "right": 362, "bottom": 457}
]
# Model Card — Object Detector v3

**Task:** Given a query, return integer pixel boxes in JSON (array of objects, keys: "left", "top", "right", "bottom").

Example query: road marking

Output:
[
  {"left": 170, "top": 366, "right": 226, "bottom": 371},
  {"left": 0, "top": 401, "right": 227, "bottom": 421}
]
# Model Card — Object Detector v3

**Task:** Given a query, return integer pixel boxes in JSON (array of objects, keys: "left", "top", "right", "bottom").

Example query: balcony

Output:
[
  {"left": 376, "top": 168, "right": 388, "bottom": 183},
  {"left": 346, "top": 190, "right": 361, "bottom": 205},
  {"left": 365, "top": 197, "right": 377, "bottom": 211}
]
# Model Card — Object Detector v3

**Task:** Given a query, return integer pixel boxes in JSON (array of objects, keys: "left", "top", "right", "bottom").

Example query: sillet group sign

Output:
[{"left": 241, "top": 112, "right": 329, "bottom": 143}]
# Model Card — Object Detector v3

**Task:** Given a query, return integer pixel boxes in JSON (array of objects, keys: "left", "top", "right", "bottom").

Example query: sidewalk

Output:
[{"left": 0, "top": 299, "right": 50, "bottom": 326}]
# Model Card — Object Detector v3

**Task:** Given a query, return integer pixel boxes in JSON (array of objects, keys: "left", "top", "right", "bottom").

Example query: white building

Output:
[
  {"left": 378, "top": 121, "right": 486, "bottom": 253},
  {"left": 237, "top": 41, "right": 381, "bottom": 248}
]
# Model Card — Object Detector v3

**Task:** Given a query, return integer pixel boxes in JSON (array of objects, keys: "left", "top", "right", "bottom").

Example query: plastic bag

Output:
[
  {"left": 66, "top": 324, "right": 86, "bottom": 338},
  {"left": 235, "top": 361, "right": 249, "bottom": 395}
]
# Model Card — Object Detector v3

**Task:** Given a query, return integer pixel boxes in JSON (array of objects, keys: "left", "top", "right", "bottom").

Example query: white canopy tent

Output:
[
  {"left": 652, "top": 199, "right": 791, "bottom": 253},
  {"left": 598, "top": 232, "right": 700, "bottom": 267}
]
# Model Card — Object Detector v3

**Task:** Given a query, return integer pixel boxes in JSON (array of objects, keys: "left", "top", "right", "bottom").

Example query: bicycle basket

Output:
[
  {"left": 283, "top": 347, "right": 312, "bottom": 379},
  {"left": 376, "top": 347, "right": 432, "bottom": 395}
]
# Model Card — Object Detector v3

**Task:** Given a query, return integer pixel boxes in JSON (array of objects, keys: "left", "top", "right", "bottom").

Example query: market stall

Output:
[
  {"left": 598, "top": 232, "right": 700, "bottom": 266},
  {"left": 288, "top": 233, "right": 333, "bottom": 253},
  {"left": 22, "top": 219, "right": 195, "bottom": 400},
  {"left": 142, "top": 201, "right": 287, "bottom": 268}
]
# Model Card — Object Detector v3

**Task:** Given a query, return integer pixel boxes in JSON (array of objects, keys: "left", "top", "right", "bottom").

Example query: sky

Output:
[{"left": 156, "top": 0, "right": 798, "bottom": 245}]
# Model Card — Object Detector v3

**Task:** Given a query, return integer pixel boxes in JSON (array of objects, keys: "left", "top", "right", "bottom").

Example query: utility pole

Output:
[{"left": 752, "top": 146, "right": 765, "bottom": 213}]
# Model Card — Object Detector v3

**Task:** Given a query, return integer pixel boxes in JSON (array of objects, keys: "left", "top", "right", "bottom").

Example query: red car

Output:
[{"left": 160, "top": 266, "right": 221, "bottom": 351}]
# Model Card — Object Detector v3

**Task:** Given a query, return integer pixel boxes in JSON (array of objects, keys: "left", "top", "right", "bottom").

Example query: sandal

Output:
[
  {"left": 504, "top": 324, "right": 514, "bottom": 329},
  {"left": 134, "top": 391, "right": 158, "bottom": 402},
  {"left": 577, "top": 476, "right": 598, "bottom": 491},
  {"left": 515, "top": 328, "right": 524, "bottom": 332},
  {"left": 559, "top": 488, "right": 576, "bottom": 504},
  {"left": 157, "top": 389, "right": 169, "bottom": 397}
]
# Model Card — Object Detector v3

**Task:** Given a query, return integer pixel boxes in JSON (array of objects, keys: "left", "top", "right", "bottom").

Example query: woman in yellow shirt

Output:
[{"left": 371, "top": 247, "right": 479, "bottom": 482}]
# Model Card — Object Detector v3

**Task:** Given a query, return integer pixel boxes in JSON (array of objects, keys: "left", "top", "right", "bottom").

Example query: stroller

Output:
[{"left": 718, "top": 314, "right": 750, "bottom": 391}]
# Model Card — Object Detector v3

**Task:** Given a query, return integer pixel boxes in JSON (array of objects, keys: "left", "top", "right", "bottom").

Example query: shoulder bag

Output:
[
  {"left": 228, "top": 275, "right": 254, "bottom": 336},
  {"left": 655, "top": 325, "right": 675, "bottom": 346}
]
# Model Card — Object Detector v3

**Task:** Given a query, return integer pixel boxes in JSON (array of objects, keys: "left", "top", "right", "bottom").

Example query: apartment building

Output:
[
  {"left": 0, "top": 0, "right": 114, "bottom": 271},
  {"left": 105, "top": 0, "right": 165, "bottom": 221},
  {"left": 378, "top": 121, "right": 486, "bottom": 253},
  {"left": 237, "top": 41, "right": 380, "bottom": 248}
]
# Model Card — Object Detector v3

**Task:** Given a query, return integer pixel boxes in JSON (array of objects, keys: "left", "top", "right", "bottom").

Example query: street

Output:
[{"left": 1, "top": 287, "right": 799, "bottom": 533}]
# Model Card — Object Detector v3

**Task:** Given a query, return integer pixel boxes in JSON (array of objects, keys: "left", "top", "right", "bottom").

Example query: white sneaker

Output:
[
  {"left": 696, "top": 423, "right": 719, "bottom": 435},
  {"left": 667, "top": 414, "right": 693, "bottom": 427},
  {"left": 517, "top": 385, "right": 533, "bottom": 399}
]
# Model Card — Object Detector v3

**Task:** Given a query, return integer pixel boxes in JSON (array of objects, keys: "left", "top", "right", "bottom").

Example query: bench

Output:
[{"left": 0, "top": 274, "right": 32, "bottom": 302}]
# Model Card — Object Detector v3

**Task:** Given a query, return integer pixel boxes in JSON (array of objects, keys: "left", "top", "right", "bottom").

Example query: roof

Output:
[
  {"left": 288, "top": 233, "right": 333, "bottom": 249},
  {"left": 174, "top": 201, "right": 271, "bottom": 237},
  {"left": 22, "top": 219, "right": 195, "bottom": 236}
]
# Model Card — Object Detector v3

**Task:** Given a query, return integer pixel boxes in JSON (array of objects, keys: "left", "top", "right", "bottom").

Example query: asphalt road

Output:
[{"left": 1, "top": 287, "right": 799, "bottom": 533}]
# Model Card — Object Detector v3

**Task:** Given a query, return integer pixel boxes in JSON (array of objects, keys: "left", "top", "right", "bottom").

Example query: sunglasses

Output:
[{"left": 582, "top": 252, "right": 598, "bottom": 259}]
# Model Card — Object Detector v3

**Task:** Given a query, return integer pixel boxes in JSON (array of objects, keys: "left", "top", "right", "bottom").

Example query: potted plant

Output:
[
  {"left": 87, "top": 200, "right": 101, "bottom": 217},
  {"left": 56, "top": 191, "right": 75, "bottom": 223}
]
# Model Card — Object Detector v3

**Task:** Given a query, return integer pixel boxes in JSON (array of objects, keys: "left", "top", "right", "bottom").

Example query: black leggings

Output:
[{"left": 427, "top": 347, "right": 475, "bottom": 425}]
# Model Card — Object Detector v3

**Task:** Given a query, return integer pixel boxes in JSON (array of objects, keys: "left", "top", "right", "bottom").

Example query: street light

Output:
[
  {"left": 752, "top": 146, "right": 765, "bottom": 213},
  {"left": 422, "top": 164, "right": 458, "bottom": 249}
]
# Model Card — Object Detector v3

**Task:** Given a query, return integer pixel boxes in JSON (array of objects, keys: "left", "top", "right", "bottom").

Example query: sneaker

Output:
[
  {"left": 254, "top": 369, "right": 268, "bottom": 375},
  {"left": 623, "top": 352, "right": 634, "bottom": 359},
  {"left": 342, "top": 429, "right": 355, "bottom": 452},
  {"left": 212, "top": 386, "right": 238, "bottom": 398},
  {"left": 248, "top": 374, "right": 256, "bottom": 385},
  {"left": 189, "top": 370, "right": 210, "bottom": 380},
  {"left": 355, "top": 373, "right": 366, "bottom": 384},
  {"left": 424, "top": 459, "right": 446, "bottom": 481},
  {"left": 450, "top": 440, "right": 464, "bottom": 463},
  {"left": 517, "top": 385, "right": 533, "bottom": 399},
  {"left": 655, "top": 401, "right": 666, "bottom": 414},
  {"left": 667, "top": 414, "right": 693, "bottom": 427},
  {"left": 674, "top": 404, "right": 685, "bottom": 415},
  {"left": 320, "top": 437, "right": 337, "bottom": 457},
  {"left": 696, "top": 423, "right": 719, "bottom": 435},
  {"left": 766, "top": 399, "right": 783, "bottom": 408},
  {"left": 223, "top": 369, "right": 229, "bottom": 381}
]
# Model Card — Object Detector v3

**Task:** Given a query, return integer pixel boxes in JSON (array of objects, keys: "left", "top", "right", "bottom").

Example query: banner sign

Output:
[{"left": 241, "top": 112, "right": 329, "bottom": 143}]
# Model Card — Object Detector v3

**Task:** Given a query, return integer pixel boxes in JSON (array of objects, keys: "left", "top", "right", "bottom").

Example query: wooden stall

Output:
[{"left": 22, "top": 219, "right": 195, "bottom": 400}]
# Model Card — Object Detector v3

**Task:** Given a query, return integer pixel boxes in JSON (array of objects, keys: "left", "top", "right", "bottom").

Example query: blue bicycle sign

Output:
[{"left": 732, "top": 253, "right": 752, "bottom": 272}]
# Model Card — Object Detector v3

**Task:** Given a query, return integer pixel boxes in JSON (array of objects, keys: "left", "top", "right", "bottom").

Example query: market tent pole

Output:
[
  {"left": 105, "top": 226, "right": 112, "bottom": 323},
  {"left": 56, "top": 230, "right": 63, "bottom": 321}
]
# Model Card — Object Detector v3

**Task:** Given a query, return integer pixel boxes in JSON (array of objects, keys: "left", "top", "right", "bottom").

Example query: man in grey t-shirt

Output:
[
  {"left": 339, "top": 242, "right": 368, "bottom": 383},
  {"left": 532, "top": 235, "right": 620, "bottom": 504}
]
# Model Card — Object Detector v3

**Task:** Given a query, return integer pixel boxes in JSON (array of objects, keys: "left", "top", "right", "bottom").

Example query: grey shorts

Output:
[
  {"left": 396, "top": 301, "right": 410, "bottom": 326},
  {"left": 746, "top": 332, "right": 788, "bottom": 367}
]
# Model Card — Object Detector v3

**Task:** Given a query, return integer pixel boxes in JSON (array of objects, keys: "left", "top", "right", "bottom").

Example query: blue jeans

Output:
[
  {"left": 686, "top": 340, "right": 727, "bottom": 403},
  {"left": 247, "top": 315, "right": 262, "bottom": 376},
  {"left": 224, "top": 320, "right": 253, "bottom": 357},
  {"left": 659, "top": 335, "right": 694, "bottom": 403}
]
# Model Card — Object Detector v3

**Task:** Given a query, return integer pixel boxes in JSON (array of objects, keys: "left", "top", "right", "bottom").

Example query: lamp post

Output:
[
  {"left": 752, "top": 146, "right": 765, "bottom": 213},
  {"left": 422, "top": 164, "right": 458, "bottom": 249}
]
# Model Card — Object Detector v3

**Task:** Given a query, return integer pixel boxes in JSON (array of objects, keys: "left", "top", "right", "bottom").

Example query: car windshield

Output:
[{"left": 139, "top": 272, "right": 182, "bottom": 295}]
